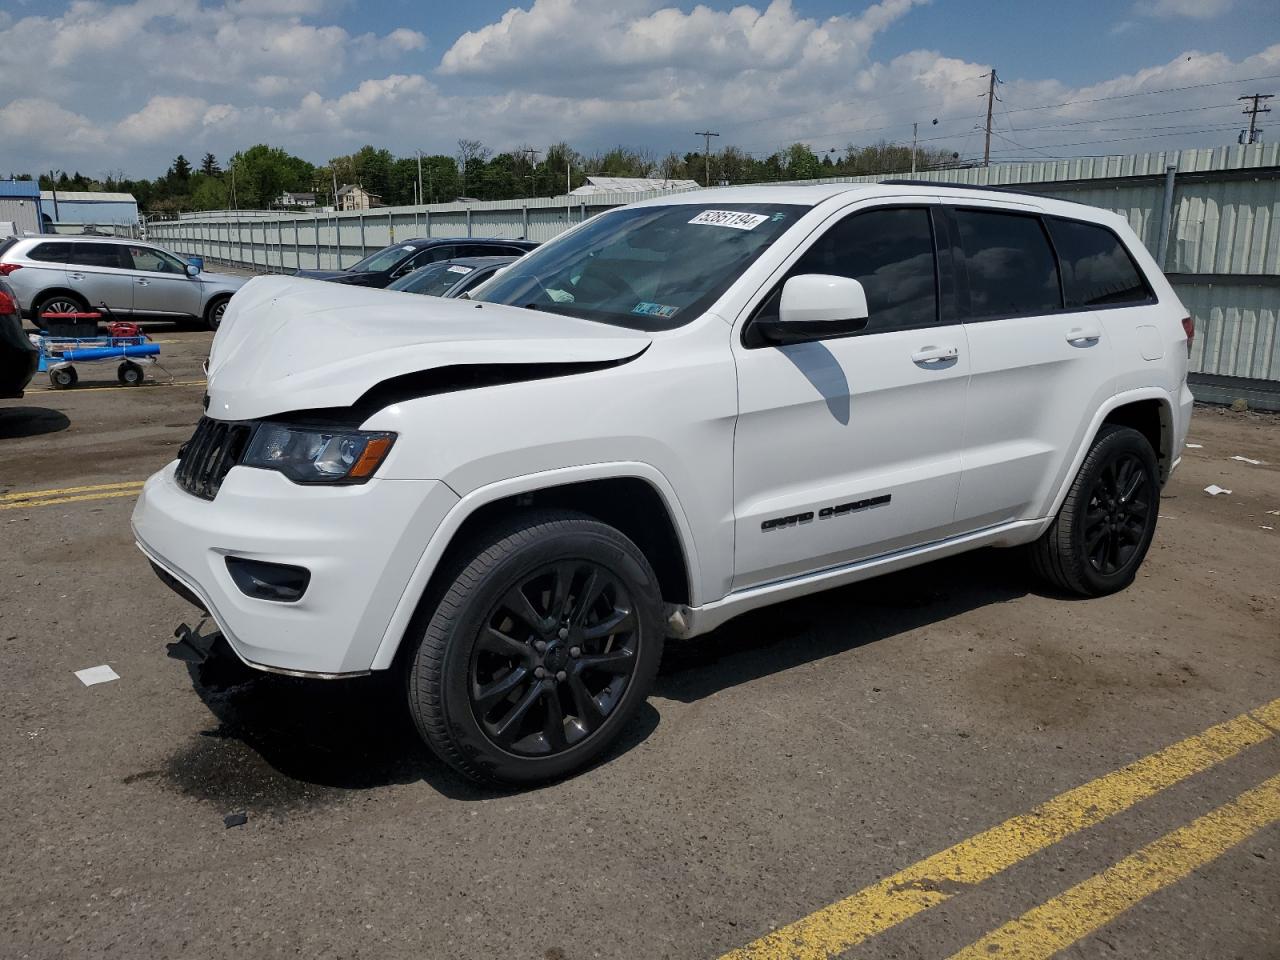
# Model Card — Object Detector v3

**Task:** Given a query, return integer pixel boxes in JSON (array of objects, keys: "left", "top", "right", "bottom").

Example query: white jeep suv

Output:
[{"left": 132, "top": 183, "right": 1194, "bottom": 784}]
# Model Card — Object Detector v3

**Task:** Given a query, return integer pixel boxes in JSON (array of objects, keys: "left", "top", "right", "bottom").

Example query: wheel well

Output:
[
  {"left": 451, "top": 478, "right": 690, "bottom": 605},
  {"left": 29, "top": 288, "right": 88, "bottom": 316},
  {"left": 205, "top": 293, "right": 230, "bottom": 315},
  {"left": 1102, "top": 399, "right": 1172, "bottom": 481},
  {"left": 391, "top": 476, "right": 692, "bottom": 671}
]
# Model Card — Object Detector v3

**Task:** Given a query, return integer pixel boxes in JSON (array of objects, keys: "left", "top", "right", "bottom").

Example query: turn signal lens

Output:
[
  {"left": 0, "top": 290, "right": 17, "bottom": 315},
  {"left": 1181, "top": 315, "right": 1194, "bottom": 357},
  {"left": 348, "top": 436, "right": 394, "bottom": 478},
  {"left": 0, "top": 263, "right": 22, "bottom": 276}
]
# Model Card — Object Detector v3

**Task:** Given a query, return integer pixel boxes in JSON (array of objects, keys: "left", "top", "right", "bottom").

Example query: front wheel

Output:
[
  {"left": 1030, "top": 424, "right": 1160, "bottom": 596},
  {"left": 204, "top": 296, "right": 229, "bottom": 331},
  {"left": 407, "top": 511, "right": 664, "bottom": 786},
  {"left": 117, "top": 361, "right": 143, "bottom": 385},
  {"left": 49, "top": 366, "right": 78, "bottom": 389}
]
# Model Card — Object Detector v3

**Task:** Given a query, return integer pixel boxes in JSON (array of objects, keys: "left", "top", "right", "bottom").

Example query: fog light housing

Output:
[{"left": 226, "top": 556, "right": 311, "bottom": 603}]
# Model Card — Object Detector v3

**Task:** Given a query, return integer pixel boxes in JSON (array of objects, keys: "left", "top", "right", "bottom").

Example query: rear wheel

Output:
[
  {"left": 204, "top": 296, "right": 229, "bottom": 331},
  {"left": 1031, "top": 424, "right": 1160, "bottom": 596},
  {"left": 117, "top": 361, "right": 143, "bottom": 385},
  {"left": 33, "top": 293, "right": 88, "bottom": 324},
  {"left": 407, "top": 511, "right": 664, "bottom": 786}
]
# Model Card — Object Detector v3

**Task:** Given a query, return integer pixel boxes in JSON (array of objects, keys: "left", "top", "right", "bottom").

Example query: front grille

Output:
[{"left": 175, "top": 416, "right": 252, "bottom": 500}]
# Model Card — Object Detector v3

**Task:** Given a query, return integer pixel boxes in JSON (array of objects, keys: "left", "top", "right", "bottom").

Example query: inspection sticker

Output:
[
  {"left": 632, "top": 301, "right": 678, "bottom": 318},
  {"left": 689, "top": 209, "right": 769, "bottom": 230}
]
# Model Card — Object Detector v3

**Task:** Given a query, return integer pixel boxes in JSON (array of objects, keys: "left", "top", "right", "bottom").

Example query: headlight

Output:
[{"left": 242, "top": 425, "right": 395, "bottom": 484}]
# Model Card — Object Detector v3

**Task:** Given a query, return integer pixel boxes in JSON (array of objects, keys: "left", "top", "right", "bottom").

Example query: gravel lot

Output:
[{"left": 2, "top": 321, "right": 1277, "bottom": 959}]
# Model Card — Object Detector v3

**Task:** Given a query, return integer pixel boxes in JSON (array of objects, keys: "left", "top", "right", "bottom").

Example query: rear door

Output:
[
  {"left": 67, "top": 242, "right": 135, "bottom": 314},
  {"left": 731, "top": 203, "right": 971, "bottom": 589},
  {"left": 124, "top": 244, "right": 201, "bottom": 317},
  {"left": 948, "top": 204, "right": 1118, "bottom": 529}
]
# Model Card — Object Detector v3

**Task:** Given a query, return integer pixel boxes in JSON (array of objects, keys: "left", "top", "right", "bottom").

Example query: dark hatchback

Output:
[
  {"left": 0, "top": 276, "right": 38, "bottom": 399},
  {"left": 294, "top": 238, "right": 537, "bottom": 289}
]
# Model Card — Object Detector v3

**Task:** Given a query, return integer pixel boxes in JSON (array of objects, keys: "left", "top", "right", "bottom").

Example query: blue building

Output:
[
  {"left": 0, "top": 179, "right": 43, "bottom": 237},
  {"left": 39, "top": 190, "right": 139, "bottom": 229}
]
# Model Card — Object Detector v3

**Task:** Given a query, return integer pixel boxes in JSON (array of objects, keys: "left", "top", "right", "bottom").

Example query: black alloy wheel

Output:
[
  {"left": 1031, "top": 424, "right": 1160, "bottom": 596},
  {"left": 407, "top": 510, "right": 664, "bottom": 786},
  {"left": 1082, "top": 451, "right": 1152, "bottom": 576},
  {"left": 470, "top": 560, "right": 640, "bottom": 757}
]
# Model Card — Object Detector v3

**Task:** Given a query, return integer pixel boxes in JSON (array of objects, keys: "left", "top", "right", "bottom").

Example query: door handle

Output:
[
  {"left": 912, "top": 345, "right": 959, "bottom": 367},
  {"left": 68, "top": 273, "right": 85, "bottom": 280},
  {"left": 1066, "top": 327, "right": 1101, "bottom": 346},
  {"left": 135, "top": 279, "right": 150, "bottom": 286}
]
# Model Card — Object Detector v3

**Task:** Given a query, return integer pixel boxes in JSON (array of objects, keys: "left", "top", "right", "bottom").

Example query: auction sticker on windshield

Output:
[{"left": 689, "top": 210, "right": 770, "bottom": 230}]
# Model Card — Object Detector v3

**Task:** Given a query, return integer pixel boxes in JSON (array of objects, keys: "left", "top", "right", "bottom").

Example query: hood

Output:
[
  {"left": 294, "top": 269, "right": 350, "bottom": 281},
  {"left": 205, "top": 275, "right": 651, "bottom": 421},
  {"left": 198, "top": 270, "right": 247, "bottom": 288}
]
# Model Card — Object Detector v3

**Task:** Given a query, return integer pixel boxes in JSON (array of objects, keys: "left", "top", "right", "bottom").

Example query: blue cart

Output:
[{"left": 35, "top": 333, "right": 160, "bottom": 388}]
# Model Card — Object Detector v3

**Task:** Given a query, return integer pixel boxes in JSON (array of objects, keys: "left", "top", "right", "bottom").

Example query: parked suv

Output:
[
  {"left": 133, "top": 184, "right": 1194, "bottom": 785},
  {"left": 294, "top": 238, "right": 536, "bottom": 288},
  {"left": 0, "top": 235, "right": 245, "bottom": 330}
]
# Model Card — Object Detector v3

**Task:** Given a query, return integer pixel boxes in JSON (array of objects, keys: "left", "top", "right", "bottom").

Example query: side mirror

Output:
[
  {"left": 757, "top": 274, "right": 869, "bottom": 345},
  {"left": 185, "top": 263, "right": 200, "bottom": 277}
]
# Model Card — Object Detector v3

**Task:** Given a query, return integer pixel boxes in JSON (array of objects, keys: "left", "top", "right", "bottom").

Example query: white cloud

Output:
[
  {"left": 0, "top": 98, "right": 105, "bottom": 154},
  {"left": 1137, "top": 0, "right": 1234, "bottom": 18},
  {"left": 116, "top": 96, "right": 207, "bottom": 143}
]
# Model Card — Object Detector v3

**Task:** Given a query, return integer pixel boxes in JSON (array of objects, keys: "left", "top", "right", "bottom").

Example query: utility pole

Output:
[
  {"left": 911, "top": 122, "right": 918, "bottom": 175},
  {"left": 521, "top": 148, "right": 541, "bottom": 198},
  {"left": 983, "top": 68, "right": 998, "bottom": 167},
  {"left": 416, "top": 151, "right": 423, "bottom": 208},
  {"left": 1238, "top": 93, "right": 1273, "bottom": 145},
  {"left": 695, "top": 130, "right": 720, "bottom": 186}
]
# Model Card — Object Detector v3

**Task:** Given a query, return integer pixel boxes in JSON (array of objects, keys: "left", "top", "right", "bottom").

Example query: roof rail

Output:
[{"left": 880, "top": 179, "right": 1035, "bottom": 195}]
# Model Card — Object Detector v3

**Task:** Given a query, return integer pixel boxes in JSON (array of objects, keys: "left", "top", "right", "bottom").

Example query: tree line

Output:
[{"left": 15, "top": 139, "right": 960, "bottom": 216}]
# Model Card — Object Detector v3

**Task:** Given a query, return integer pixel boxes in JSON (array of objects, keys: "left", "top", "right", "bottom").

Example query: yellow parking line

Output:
[
  {"left": 26, "top": 379, "right": 206, "bottom": 394},
  {"left": 719, "top": 699, "right": 1280, "bottom": 960},
  {"left": 1, "top": 480, "right": 146, "bottom": 502},
  {"left": 0, "top": 489, "right": 144, "bottom": 511},
  {"left": 947, "top": 772, "right": 1280, "bottom": 960}
]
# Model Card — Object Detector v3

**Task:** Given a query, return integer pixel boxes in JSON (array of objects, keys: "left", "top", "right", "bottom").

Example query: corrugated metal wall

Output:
[{"left": 146, "top": 145, "right": 1280, "bottom": 387}]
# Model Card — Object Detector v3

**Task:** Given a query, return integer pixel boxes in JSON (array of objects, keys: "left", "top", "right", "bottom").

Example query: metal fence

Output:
[{"left": 142, "top": 145, "right": 1280, "bottom": 398}]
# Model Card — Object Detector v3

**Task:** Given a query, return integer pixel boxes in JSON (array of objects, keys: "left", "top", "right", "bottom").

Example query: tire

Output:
[
  {"left": 117, "top": 361, "right": 143, "bottom": 386},
  {"left": 204, "top": 296, "right": 229, "bottom": 331},
  {"left": 49, "top": 366, "right": 77, "bottom": 389},
  {"left": 1031, "top": 424, "right": 1160, "bottom": 597},
  {"left": 33, "top": 292, "right": 89, "bottom": 323},
  {"left": 407, "top": 510, "right": 665, "bottom": 786}
]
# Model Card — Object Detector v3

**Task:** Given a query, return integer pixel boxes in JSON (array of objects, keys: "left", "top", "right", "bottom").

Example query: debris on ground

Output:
[
  {"left": 1203, "top": 485, "right": 1233, "bottom": 496},
  {"left": 74, "top": 665, "right": 120, "bottom": 686},
  {"left": 223, "top": 812, "right": 248, "bottom": 829},
  {"left": 1230, "top": 456, "right": 1265, "bottom": 465}
]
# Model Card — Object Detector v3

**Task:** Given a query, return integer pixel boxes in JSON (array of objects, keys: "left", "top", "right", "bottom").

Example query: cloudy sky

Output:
[{"left": 0, "top": 0, "right": 1277, "bottom": 179}]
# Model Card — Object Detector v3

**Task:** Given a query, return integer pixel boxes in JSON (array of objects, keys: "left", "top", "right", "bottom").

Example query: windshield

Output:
[
  {"left": 472, "top": 203, "right": 804, "bottom": 330},
  {"left": 348, "top": 244, "right": 417, "bottom": 273},
  {"left": 388, "top": 262, "right": 471, "bottom": 297}
]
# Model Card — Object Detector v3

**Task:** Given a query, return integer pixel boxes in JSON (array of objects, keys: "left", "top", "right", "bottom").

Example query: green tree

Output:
[
  {"left": 170, "top": 154, "right": 192, "bottom": 181},
  {"left": 200, "top": 153, "right": 220, "bottom": 176},
  {"left": 228, "top": 144, "right": 315, "bottom": 209},
  {"left": 190, "top": 173, "right": 228, "bottom": 210}
]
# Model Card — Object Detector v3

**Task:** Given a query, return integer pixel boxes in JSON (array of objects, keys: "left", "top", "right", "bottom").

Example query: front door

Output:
[
  {"left": 66, "top": 242, "right": 134, "bottom": 314},
  {"left": 124, "top": 244, "right": 202, "bottom": 317},
  {"left": 731, "top": 205, "right": 970, "bottom": 591}
]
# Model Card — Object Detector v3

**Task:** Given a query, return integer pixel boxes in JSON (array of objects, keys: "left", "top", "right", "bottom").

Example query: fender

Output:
[
  {"left": 368, "top": 460, "right": 701, "bottom": 670},
  {"left": 1043, "top": 386, "right": 1175, "bottom": 521}
]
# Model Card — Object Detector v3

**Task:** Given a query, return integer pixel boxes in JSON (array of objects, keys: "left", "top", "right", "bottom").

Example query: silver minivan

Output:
[{"left": 0, "top": 235, "right": 246, "bottom": 329}]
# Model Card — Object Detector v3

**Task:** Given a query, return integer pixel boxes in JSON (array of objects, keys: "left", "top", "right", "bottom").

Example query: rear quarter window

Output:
[
  {"left": 28, "top": 241, "right": 73, "bottom": 263},
  {"left": 1046, "top": 217, "right": 1152, "bottom": 307}
]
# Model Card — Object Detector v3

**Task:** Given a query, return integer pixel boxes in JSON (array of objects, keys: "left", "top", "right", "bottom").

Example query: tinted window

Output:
[
  {"left": 789, "top": 207, "right": 938, "bottom": 331},
  {"left": 348, "top": 244, "right": 418, "bottom": 273},
  {"left": 125, "top": 246, "right": 186, "bottom": 273},
  {"left": 1046, "top": 218, "right": 1150, "bottom": 307},
  {"left": 29, "top": 242, "right": 72, "bottom": 263},
  {"left": 955, "top": 210, "right": 1061, "bottom": 318},
  {"left": 71, "top": 243, "right": 126, "bottom": 269},
  {"left": 389, "top": 262, "right": 471, "bottom": 297}
]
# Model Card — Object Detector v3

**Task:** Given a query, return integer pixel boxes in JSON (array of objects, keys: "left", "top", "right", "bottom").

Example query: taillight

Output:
[
  {"left": 0, "top": 262, "right": 21, "bottom": 276},
  {"left": 1181, "top": 315, "right": 1194, "bottom": 357},
  {"left": 0, "top": 290, "right": 16, "bottom": 315}
]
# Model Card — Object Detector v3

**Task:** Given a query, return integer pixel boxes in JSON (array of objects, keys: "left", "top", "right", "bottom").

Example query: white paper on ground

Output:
[
  {"left": 75, "top": 665, "right": 119, "bottom": 686},
  {"left": 1203, "top": 485, "right": 1232, "bottom": 496},
  {"left": 1230, "top": 455, "right": 1265, "bottom": 465},
  {"left": 1185, "top": 443, "right": 1203, "bottom": 449}
]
